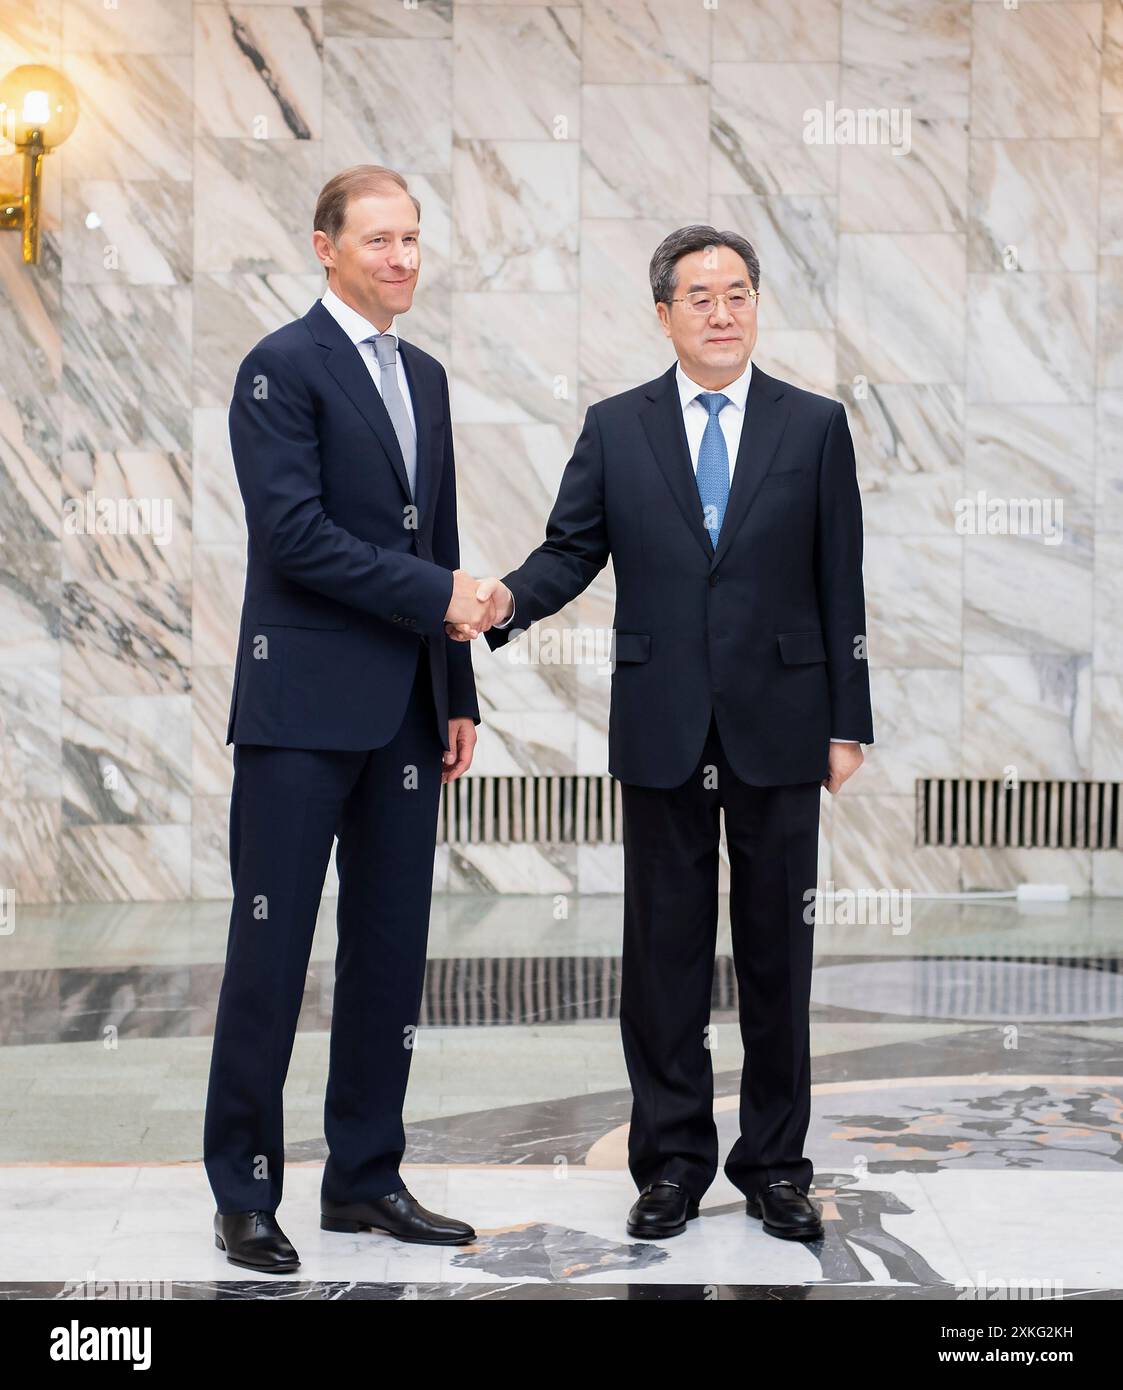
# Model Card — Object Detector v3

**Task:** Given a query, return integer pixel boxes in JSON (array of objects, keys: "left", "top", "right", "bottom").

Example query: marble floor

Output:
[{"left": 3, "top": 894, "right": 1123, "bottom": 1301}]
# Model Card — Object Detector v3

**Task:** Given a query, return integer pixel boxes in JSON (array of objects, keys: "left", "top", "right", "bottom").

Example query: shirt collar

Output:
[
  {"left": 675, "top": 357, "right": 752, "bottom": 414},
  {"left": 320, "top": 284, "right": 395, "bottom": 345}
]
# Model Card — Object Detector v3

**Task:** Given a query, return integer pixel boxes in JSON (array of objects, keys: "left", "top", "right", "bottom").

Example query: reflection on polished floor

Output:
[{"left": 2, "top": 895, "right": 1122, "bottom": 1299}]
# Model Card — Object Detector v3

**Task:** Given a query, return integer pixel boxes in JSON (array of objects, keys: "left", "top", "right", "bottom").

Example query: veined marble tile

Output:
[
  {"left": 845, "top": 383, "right": 964, "bottom": 535},
  {"left": 715, "top": 0, "right": 838, "bottom": 63},
  {"left": 449, "top": 841, "right": 577, "bottom": 894},
  {"left": 581, "top": 85, "right": 709, "bottom": 221},
  {"left": 193, "top": 137, "right": 323, "bottom": 275},
  {"left": 325, "top": 0, "right": 451, "bottom": 40},
  {"left": 963, "top": 401, "right": 1095, "bottom": 655},
  {"left": 452, "top": 140, "right": 579, "bottom": 292},
  {"left": 61, "top": 823, "right": 191, "bottom": 901},
  {"left": 710, "top": 195, "right": 836, "bottom": 329},
  {"left": 1, "top": 0, "right": 61, "bottom": 63},
  {"left": 829, "top": 792, "right": 962, "bottom": 894},
  {"left": 191, "top": 793, "right": 232, "bottom": 899},
  {"left": 62, "top": 693, "right": 191, "bottom": 825},
  {"left": 0, "top": 664, "right": 61, "bottom": 801},
  {"left": 579, "top": 219, "right": 681, "bottom": 384},
  {"left": 576, "top": 843, "right": 623, "bottom": 894},
  {"left": 964, "top": 533, "right": 1093, "bottom": 656},
  {"left": 61, "top": 449, "right": 191, "bottom": 586},
  {"left": 962, "top": 653, "right": 1091, "bottom": 780},
  {"left": 193, "top": 3, "right": 323, "bottom": 140},
  {"left": 62, "top": 0, "right": 191, "bottom": 53},
  {"left": 966, "top": 272, "right": 1096, "bottom": 405},
  {"left": 1092, "top": 850, "right": 1123, "bottom": 895},
  {"left": 453, "top": 5, "right": 581, "bottom": 140},
  {"left": 1092, "top": 676, "right": 1123, "bottom": 778},
  {"left": 191, "top": 665, "right": 235, "bottom": 799},
  {"left": 1096, "top": 392, "right": 1123, "bottom": 532},
  {"left": 970, "top": 1, "right": 1101, "bottom": 139},
  {"left": 450, "top": 291, "right": 578, "bottom": 426},
  {"left": 1103, "top": 117, "right": 1123, "bottom": 258},
  {"left": 582, "top": 0, "right": 709, "bottom": 82},
  {"left": 61, "top": 577, "right": 191, "bottom": 698},
  {"left": 968, "top": 139, "right": 1099, "bottom": 273},
  {"left": 1095, "top": 531, "right": 1123, "bottom": 675},
  {"left": 864, "top": 535, "right": 963, "bottom": 668},
  {"left": 191, "top": 543, "right": 247, "bottom": 668},
  {"left": 576, "top": 381, "right": 635, "bottom": 413},
  {"left": 711, "top": 62, "right": 840, "bottom": 197},
  {"left": 192, "top": 272, "right": 323, "bottom": 407},
  {"left": 0, "top": 227, "right": 62, "bottom": 409},
  {"left": 472, "top": 706, "right": 578, "bottom": 775},
  {"left": 837, "top": 232, "right": 966, "bottom": 384},
  {"left": 62, "top": 180, "right": 192, "bottom": 286},
  {"left": 0, "top": 392, "right": 61, "bottom": 543},
  {"left": 965, "top": 402, "right": 1094, "bottom": 537},
  {"left": 1106, "top": 0, "right": 1123, "bottom": 112},
  {"left": 59, "top": 54, "right": 193, "bottom": 182},
  {"left": 753, "top": 331, "right": 837, "bottom": 396},
  {"left": 841, "top": 0, "right": 969, "bottom": 117},
  {"left": 324, "top": 36, "right": 450, "bottom": 171},
  {"left": 61, "top": 284, "right": 192, "bottom": 451},
  {"left": 0, "top": 799, "right": 61, "bottom": 905},
  {"left": 0, "top": 541, "right": 61, "bottom": 671},
  {"left": 1099, "top": 256, "right": 1123, "bottom": 390},
  {"left": 960, "top": 846, "right": 1091, "bottom": 896},
  {"left": 838, "top": 119, "right": 968, "bottom": 234},
  {"left": 854, "top": 667, "right": 961, "bottom": 797},
  {"left": 192, "top": 408, "right": 243, "bottom": 547}
]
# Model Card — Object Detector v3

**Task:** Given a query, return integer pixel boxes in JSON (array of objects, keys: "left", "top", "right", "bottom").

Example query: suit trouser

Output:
[
  {"left": 619, "top": 711, "right": 822, "bottom": 1203},
  {"left": 203, "top": 646, "right": 444, "bottom": 1215}
]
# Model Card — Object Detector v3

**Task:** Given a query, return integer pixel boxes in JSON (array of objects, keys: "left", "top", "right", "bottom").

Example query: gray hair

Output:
[{"left": 649, "top": 225, "right": 760, "bottom": 305}]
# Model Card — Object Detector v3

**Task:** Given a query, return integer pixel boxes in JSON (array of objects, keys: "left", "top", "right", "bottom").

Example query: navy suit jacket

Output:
[
  {"left": 224, "top": 298, "right": 479, "bottom": 750},
  {"left": 486, "top": 362, "right": 875, "bottom": 788}
]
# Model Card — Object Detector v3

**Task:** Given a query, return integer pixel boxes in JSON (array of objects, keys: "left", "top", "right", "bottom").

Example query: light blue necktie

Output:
[
  {"left": 694, "top": 392, "right": 731, "bottom": 548},
  {"left": 369, "top": 332, "right": 417, "bottom": 498}
]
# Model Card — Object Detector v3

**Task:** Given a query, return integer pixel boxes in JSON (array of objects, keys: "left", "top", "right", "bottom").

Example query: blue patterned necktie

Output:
[{"left": 694, "top": 392, "right": 731, "bottom": 547}]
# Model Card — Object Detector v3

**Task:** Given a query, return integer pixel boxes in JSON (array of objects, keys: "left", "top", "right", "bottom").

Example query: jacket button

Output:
[{"left": 709, "top": 574, "right": 719, "bottom": 587}]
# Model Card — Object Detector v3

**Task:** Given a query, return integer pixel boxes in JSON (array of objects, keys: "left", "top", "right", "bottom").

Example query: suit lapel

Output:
[
  {"left": 711, "top": 364, "right": 792, "bottom": 568},
  {"left": 398, "top": 340, "right": 439, "bottom": 522},
  {"left": 305, "top": 299, "right": 430, "bottom": 517},
  {"left": 638, "top": 360, "right": 792, "bottom": 569}
]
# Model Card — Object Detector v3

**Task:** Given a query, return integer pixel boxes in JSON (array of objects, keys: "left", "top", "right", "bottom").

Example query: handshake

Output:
[{"left": 443, "top": 569, "right": 514, "bottom": 642}]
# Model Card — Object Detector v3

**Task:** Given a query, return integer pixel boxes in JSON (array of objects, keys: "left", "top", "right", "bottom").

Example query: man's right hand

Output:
[
  {"left": 445, "top": 568, "right": 493, "bottom": 631},
  {"left": 445, "top": 575, "right": 513, "bottom": 641}
]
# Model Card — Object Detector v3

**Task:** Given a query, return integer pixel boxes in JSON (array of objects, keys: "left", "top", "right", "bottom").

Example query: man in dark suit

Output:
[
  {"left": 204, "top": 166, "right": 500, "bottom": 1273},
  {"left": 453, "top": 225, "right": 874, "bottom": 1242}
]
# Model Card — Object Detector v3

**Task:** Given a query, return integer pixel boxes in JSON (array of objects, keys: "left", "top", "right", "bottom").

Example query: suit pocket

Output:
[
  {"left": 777, "top": 630, "right": 826, "bottom": 664},
  {"left": 613, "top": 631, "right": 651, "bottom": 663},
  {"left": 251, "top": 594, "right": 349, "bottom": 629},
  {"left": 760, "top": 468, "right": 804, "bottom": 488}
]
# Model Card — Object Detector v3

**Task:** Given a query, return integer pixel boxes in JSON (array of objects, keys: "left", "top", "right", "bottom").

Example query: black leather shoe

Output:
[
  {"left": 213, "top": 1210, "right": 300, "bottom": 1273},
  {"left": 626, "top": 1181, "right": 700, "bottom": 1239},
  {"left": 321, "top": 1189, "right": 476, "bottom": 1245},
  {"left": 745, "top": 1180, "right": 824, "bottom": 1240}
]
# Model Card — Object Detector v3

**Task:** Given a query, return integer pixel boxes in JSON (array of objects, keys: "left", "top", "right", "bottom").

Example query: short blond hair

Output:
[{"left": 313, "top": 165, "right": 421, "bottom": 279}]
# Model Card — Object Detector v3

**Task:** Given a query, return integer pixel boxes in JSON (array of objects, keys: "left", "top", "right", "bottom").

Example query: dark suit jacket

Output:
[
  {"left": 486, "top": 361, "right": 874, "bottom": 788},
  {"left": 224, "top": 298, "right": 479, "bottom": 750}
]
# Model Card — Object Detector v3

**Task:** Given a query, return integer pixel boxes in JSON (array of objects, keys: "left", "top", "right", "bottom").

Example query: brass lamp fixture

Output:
[{"left": 0, "top": 64, "right": 79, "bottom": 264}]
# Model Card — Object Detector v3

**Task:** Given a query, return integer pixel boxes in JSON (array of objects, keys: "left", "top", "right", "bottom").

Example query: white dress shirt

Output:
[{"left": 319, "top": 284, "right": 416, "bottom": 434}]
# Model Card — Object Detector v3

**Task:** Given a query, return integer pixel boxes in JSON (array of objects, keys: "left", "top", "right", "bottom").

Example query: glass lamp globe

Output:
[{"left": 0, "top": 64, "right": 79, "bottom": 150}]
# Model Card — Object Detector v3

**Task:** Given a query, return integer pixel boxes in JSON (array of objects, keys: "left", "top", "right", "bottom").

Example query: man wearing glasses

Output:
[{"left": 451, "top": 225, "right": 874, "bottom": 1242}]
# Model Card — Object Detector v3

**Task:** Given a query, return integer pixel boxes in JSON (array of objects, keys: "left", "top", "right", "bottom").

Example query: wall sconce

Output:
[{"left": 0, "top": 64, "right": 79, "bottom": 265}]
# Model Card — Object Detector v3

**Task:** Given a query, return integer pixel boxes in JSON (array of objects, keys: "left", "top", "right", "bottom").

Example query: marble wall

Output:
[{"left": 0, "top": 0, "right": 1121, "bottom": 902}]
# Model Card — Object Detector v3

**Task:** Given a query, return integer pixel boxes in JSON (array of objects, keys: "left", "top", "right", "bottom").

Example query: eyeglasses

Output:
[{"left": 669, "top": 289, "right": 761, "bottom": 315}]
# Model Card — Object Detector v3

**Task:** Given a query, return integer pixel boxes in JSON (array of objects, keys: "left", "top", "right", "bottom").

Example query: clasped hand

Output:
[{"left": 443, "top": 569, "right": 513, "bottom": 641}]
